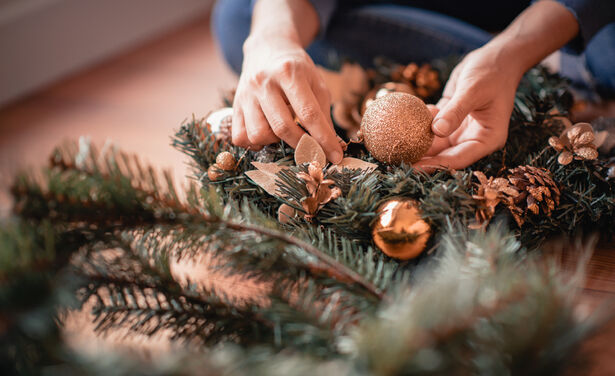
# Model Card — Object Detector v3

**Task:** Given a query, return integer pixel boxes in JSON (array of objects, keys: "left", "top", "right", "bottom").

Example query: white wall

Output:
[{"left": 0, "top": 0, "right": 213, "bottom": 107}]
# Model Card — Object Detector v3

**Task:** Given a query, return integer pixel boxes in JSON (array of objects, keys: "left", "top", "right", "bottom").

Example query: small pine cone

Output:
[
  {"left": 506, "top": 166, "right": 560, "bottom": 226},
  {"left": 472, "top": 171, "right": 519, "bottom": 226}
]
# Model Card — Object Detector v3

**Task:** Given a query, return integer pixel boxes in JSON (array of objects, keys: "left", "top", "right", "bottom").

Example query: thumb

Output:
[{"left": 432, "top": 96, "right": 472, "bottom": 137}]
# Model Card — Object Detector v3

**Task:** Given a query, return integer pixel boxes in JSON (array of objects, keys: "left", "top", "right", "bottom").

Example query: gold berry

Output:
[
  {"left": 216, "top": 151, "right": 236, "bottom": 171},
  {"left": 207, "top": 164, "right": 224, "bottom": 181},
  {"left": 360, "top": 92, "right": 434, "bottom": 165},
  {"left": 372, "top": 198, "right": 431, "bottom": 260}
]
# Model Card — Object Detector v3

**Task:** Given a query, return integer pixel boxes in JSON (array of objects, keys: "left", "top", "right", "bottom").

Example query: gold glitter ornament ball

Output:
[
  {"left": 372, "top": 198, "right": 431, "bottom": 260},
  {"left": 360, "top": 92, "right": 434, "bottom": 165}
]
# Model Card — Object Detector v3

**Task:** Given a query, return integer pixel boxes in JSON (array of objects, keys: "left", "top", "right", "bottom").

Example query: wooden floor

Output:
[{"left": 0, "top": 15, "right": 614, "bottom": 374}]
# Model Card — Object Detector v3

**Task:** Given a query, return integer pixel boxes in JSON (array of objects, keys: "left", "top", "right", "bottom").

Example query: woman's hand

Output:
[
  {"left": 232, "top": 36, "right": 343, "bottom": 163},
  {"left": 415, "top": 45, "right": 523, "bottom": 171},
  {"left": 230, "top": 0, "right": 343, "bottom": 163},
  {"left": 415, "top": 0, "right": 579, "bottom": 171}
]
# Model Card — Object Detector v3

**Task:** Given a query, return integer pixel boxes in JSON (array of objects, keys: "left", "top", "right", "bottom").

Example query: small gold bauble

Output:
[
  {"left": 360, "top": 92, "right": 434, "bottom": 165},
  {"left": 372, "top": 198, "right": 431, "bottom": 260},
  {"left": 216, "top": 151, "right": 236, "bottom": 171},
  {"left": 207, "top": 164, "right": 224, "bottom": 181}
]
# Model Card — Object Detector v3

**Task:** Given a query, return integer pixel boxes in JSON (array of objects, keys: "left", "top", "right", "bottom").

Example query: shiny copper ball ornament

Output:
[
  {"left": 216, "top": 151, "right": 236, "bottom": 171},
  {"left": 372, "top": 198, "right": 431, "bottom": 260},
  {"left": 360, "top": 92, "right": 434, "bottom": 165}
]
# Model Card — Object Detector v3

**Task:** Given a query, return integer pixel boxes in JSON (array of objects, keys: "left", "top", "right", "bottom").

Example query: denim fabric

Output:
[
  {"left": 212, "top": 1, "right": 614, "bottom": 94},
  {"left": 212, "top": 1, "right": 489, "bottom": 70}
]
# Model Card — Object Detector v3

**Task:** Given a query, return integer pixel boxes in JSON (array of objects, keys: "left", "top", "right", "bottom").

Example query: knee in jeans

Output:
[
  {"left": 212, "top": 0, "right": 252, "bottom": 73},
  {"left": 585, "top": 23, "right": 615, "bottom": 96}
]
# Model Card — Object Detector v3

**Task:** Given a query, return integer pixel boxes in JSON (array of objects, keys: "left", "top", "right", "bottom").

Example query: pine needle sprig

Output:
[
  {"left": 293, "top": 226, "right": 401, "bottom": 294},
  {"left": 348, "top": 222, "right": 597, "bottom": 375},
  {"left": 318, "top": 171, "right": 381, "bottom": 240}
]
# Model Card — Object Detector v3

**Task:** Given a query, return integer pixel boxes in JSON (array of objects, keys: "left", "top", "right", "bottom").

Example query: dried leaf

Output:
[
  {"left": 277, "top": 203, "right": 297, "bottom": 224},
  {"left": 574, "top": 146, "right": 598, "bottom": 160},
  {"left": 548, "top": 136, "right": 564, "bottom": 151},
  {"left": 295, "top": 134, "right": 327, "bottom": 166},
  {"left": 308, "top": 163, "right": 324, "bottom": 181},
  {"left": 251, "top": 161, "right": 285, "bottom": 175},
  {"left": 473, "top": 171, "right": 488, "bottom": 185},
  {"left": 558, "top": 151, "right": 573, "bottom": 165},
  {"left": 301, "top": 196, "right": 320, "bottom": 216},
  {"left": 245, "top": 162, "right": 289, "bottom": 196},
  {"left": 576, "top": 131, "right": 595, "bottom": 145},
  {"left": 328, "top": 157, "right": 378, "bottom": 173},
  {"left": 245, "top": 170, "right": 281, "bottom": 196}
]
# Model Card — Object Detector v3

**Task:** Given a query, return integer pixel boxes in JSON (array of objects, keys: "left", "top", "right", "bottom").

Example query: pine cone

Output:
[
  {"left": 392, "top": 63, "right": 440, "bottom": 100},
  {"left": 548, "top": 122, "right": 599, "bottom": 165},
  {"left": 506, "top": 166, "right": 560, "bottom": 226},
  {"left": 472, "top": 171, "right": 519, "bottom": 226},
  {"left": 296, "top": 162, "right": 342, "bottom": 221}
]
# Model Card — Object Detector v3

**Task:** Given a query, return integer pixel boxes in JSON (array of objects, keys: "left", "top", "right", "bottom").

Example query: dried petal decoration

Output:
[
  {"left": 548, "top": 122, "right": 599, "bottom": 165},
  {"left": 246, "top": 134, "right": 375, "bottom": 223},
  {"left": 245, "top": 162, "right": 289, "bottom": 196},
  {"left": 297, "top": 162, "right": 342, "bottom": 221},
  {"left": 295, "top": 134, "right": 327, "bottom": 167}
]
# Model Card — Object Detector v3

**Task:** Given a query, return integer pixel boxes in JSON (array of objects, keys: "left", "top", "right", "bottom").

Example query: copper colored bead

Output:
[
  {"left": 360, "top": 92, "right": 434, "bottom": 165},
  {"left": 372, "top": 198, "right": 431, "bottom": 260},
  {"left": 207, "top": 164, "right": 224, "bottom": 181},
  {"left": 216, "top": 151, "right": 236, "bottom": 171}
]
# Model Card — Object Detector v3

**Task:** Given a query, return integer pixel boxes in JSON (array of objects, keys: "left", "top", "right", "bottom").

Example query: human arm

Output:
[
  {"left": 232, "top": 0, "right": 343, "bottom": 163},
  {"left": 415, "top": 0, "right": 579, "bottom": 171}
]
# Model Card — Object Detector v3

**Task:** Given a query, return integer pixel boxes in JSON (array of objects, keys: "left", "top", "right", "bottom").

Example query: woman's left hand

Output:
[{"left": 414, "top": 44, "right": 523, "bottom": 171}]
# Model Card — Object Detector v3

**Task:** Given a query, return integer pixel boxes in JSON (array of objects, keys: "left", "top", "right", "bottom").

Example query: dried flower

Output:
[
  {"left": 548, "top": 122, "right": 599, "bottom": 165},
  {"left": 296, "top": 162, "right": 342, "bottom": 221}
]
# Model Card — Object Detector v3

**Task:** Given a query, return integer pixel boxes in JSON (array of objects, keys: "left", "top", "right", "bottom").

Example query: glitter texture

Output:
[{"left": 360, "top": 92, "right": 434, "bottom": 165}]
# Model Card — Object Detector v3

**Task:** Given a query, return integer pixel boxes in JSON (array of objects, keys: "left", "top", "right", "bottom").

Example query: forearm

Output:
[
  {"left": 486, "top": 0, "right": 579, "bottom": 77},
  {"left": 247, "top": 0, "right": 320, "bottom": 48}
]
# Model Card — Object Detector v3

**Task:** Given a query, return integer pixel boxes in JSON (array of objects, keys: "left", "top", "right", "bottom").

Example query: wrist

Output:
[
  {"left": 243, "top": 29, "right": 301, "bottom": 55},
  {"left": 478, "top": 39, "right": 528, "bottom": 83}
]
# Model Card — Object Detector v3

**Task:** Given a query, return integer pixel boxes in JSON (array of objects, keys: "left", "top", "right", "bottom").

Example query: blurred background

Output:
[{"left": 0, "top": 0, "right": 237, "bottom": 215}]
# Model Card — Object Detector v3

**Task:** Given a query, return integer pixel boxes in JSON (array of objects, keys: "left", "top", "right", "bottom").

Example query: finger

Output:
[
  {"left": 260, "top": 88, "right": 305, "bottom": 148},
  {"left": 243, "top": 100, "right": 279, "bottom": 146},
  {"left": 414, "top": 140, "right": 491, "bottom": 172},
  {"left": 426, "top": 104, "right": 440, "bottom": 118},
  {"left": 232, "top": 107, "right": 250, "bottom": 148},
  {"left": 425, "top": 136, "right": 451, "bottom": 156},
  {"left": 440, "top": 65, "right": 460, "bottom": 100},
  {"left": 282, "top": 77, "right": 343, "bottom": 164},
  {"left": 311, "top": 73, "right": 334, "bottom": 125},
  {"left": 432, "top": 94, "right": 474, "bottom": 138}
]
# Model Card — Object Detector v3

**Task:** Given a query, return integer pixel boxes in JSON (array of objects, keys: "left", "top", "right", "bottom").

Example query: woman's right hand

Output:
[{"left": 232, "top": 35, "right": 343, "bottom": 164}]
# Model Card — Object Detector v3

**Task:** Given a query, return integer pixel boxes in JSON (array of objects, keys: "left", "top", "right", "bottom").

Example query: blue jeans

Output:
[{"left": 212, "top": 1, "right": 615, "bottom": 96}]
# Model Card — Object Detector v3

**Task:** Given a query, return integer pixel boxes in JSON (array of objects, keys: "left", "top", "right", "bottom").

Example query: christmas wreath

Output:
[{"left": 2, "top": 60, "right": 614, "bottom": 374}]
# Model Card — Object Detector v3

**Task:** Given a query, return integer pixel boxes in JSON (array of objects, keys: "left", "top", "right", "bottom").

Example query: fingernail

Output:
[
  {"left": 433, "top": 119, "right": 451, "bottom": 137},
  {"left": 330, "top": 150, "right": 343, "bottom": 164}
]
